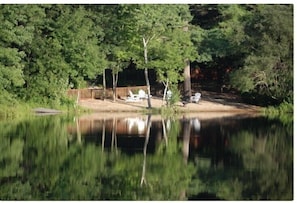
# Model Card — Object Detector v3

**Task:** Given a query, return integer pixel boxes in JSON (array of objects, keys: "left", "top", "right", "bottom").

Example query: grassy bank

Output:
[
  {"left": 0, "top": 102, "right": 32, "bottom": 120},
  {"left": 262, "top": 102, "right": 293, "bottom": 125},
  {"left": 0, "top": 97, "right": 88, "bottom": 121}
]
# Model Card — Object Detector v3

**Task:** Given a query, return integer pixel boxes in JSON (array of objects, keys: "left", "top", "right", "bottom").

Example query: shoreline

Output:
[{"left": 77, "top": 96, "right": 262, "bottom": 120}]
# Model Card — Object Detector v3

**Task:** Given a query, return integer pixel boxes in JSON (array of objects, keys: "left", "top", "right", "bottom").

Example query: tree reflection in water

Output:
[
  {"left": 0, "top": 114, "right": 292, "bottom": 200},
  {"left": 140, "top": 115, "right": 151, "bottom": 187}
]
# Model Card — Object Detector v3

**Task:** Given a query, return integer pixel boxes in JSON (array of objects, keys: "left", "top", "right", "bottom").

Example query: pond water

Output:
[{"left": 0, "top": 113, "right": 293, "bottom": 200}]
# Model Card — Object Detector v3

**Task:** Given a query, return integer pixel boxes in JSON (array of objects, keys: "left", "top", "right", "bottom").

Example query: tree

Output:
[
  {"left": 190, "top": 4, "right": 293, "bottom": 104},
  {"left": 130, "top": 5, "right": 196, "bottom": 108},
  {"left": 21, "top": 5, "right": 105, "bottom": 105},
  {"left": 227, "top": 5, "right": 293, "bottom": 103},
  {"left": 189, "top": 4, "right": 236, "bottom": 85},
  {"left": 61, "top": 6, "right": 106, "bottom": 88},
  {"left": 98, "top": 5, "right": 134, "bottom": 101},
  {"left": 0, "top": 5, "right": 42, "bottom": 105},
  {"left": 150, "top": 18, "right": 197, "bottom": 104}
]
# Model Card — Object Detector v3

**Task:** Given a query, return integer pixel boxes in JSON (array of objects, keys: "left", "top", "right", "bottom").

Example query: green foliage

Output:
[
  {"left": 263, "top": 102, "right": 293, "bottom": 125},
  {"left": 0, "top": 5, "right": 37, "bottom": 102},
  {"left": 228, "top": 5, "right": 293, "bottom": 103},
  {"left": 150, "top": 27, "right": 196, "bottom": 84},
  {"left": 57, "top": 6, "right": 105, "bottom": 82},
  {"left": 130, "top": 5, "right": 197, "bottom": 84},
  {"left": 167, "top": 84, "right": 181, "bottom": 106},
  {"left": 0, "top": 5, "right": 107, "bottom": 107},
  {"left": 218, "top": 4, "right": 248, "bottom": 52},
  {"left": 21, "top": 5, "right": 106, "bottom": 105},
  {"left": 190, "top": 5, "right": 246, "bottom": 64},
  {"left": 190, "top": 4, "right": 293, "bottom": 105},
  {"left": 0, "top": 4, "right": 293, "bottom": 110}
]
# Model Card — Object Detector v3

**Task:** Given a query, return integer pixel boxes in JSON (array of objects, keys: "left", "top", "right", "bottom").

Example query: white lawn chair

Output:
[
  {"left": 138, "top": 89, "right": 147, "bottom": 99},
  {"left": 138, "top": 89, "right": 152, "bottom": 99},
  {"left": 190, "top": 92, "right": 201, "bottom": 103},
  {"left": 166, "top": 90, "right": 172, "bottom": 101},
  {"left": 125, "top": 90, "right": 141, "bottom": 102}
]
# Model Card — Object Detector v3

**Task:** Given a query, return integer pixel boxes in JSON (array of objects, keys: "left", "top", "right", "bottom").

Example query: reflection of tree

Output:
[
  {"left": 161, "top": 118, "right": 168, "bottom": 147},
  {"left": 182, "top": 117, "right": 191, "bottom": 164},
  {"left": 21, "top": 116, "right": 107, "bottom": 200},
  {"left": 75, "top": 116, "right": 81, "bottom": 144},
  {"left": 0, "top": 121, "right": 27, "bottom": 200},
  {"left": 156, "top": 118, "right": 180, "bottom": 155},
  {"left": 228, "top": 124, "right": 293, "bottom": 200},
  {"left": 188, "top": 117, "right": 293, "bottom": 200},
  {"left": 51, "top": 144, "right": 106, "bottom": 200},
  {"left": 1, "top": 115, "right": 291, "bottom": 200},
  {"left": 23, "top": 117, "right": 70, "bottom": 199},
  {"left": 100, "top": 117, "right": 195, "bottom": 200},
  {"left": 101, "top": 118, "right": 105, "bottom": 152},
  {"left": 0, "top": 116, "right": 71, "bottom": 199},
  {"left": 140, "top": 114, "right": 151, "bottom": 186},
  {"left": 139, "top": 117, "right": 195, "bottom": 200},
  {"left": 126, "top": 117, "right": 146, "bottom": 134},
  {"left": 111, "top": 117, "right": 118, "bottom": 153},
  {"left": 0, "top": 116, "right": 196, "bottom": 200}
]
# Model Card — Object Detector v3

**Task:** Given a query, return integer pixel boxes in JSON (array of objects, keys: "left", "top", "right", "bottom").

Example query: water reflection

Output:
[
  {"left": 67, "top": 115, "right": 202, "bottom": 158},
  {"left": 68, "top": 116, "right": 156, "bottom": 136},
  {"left": 0, "top": 113, "right": 293, "bottom": 200},
  {"left": 125, "top": 117, "right": 147, "bottom": 134}
]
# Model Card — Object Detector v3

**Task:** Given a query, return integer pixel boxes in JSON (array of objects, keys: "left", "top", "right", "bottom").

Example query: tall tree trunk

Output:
[
  {"left": 112, "top": 68, "right": 118, "bottom": 102},
  {"left": 162, "top": 78, "right": 169, "bottom": 105},
  {"left": 102, "top": 68, "right": 106, "bottom": 101},
  {"left": 143, "top": 37, "right": 152, "bottom": 109},
  {"left": 183, "top": 60, "right": 191, "bottom": 103},
  {"left": 183, "top": 24, "right": 191, "bottom": 104},
  {"left": 76, "top": 90, "right": 80, "bottom": 106}
]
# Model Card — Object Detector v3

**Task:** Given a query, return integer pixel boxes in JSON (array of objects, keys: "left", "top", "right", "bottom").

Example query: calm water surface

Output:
[{"left": 0, "top": 113, "right": 293, "bottom": 200}]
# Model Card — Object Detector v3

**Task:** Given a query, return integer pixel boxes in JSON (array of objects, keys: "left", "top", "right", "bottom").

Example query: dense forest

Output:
[{"left": 0, "top": 4, "right": 293, "bottom": 108}]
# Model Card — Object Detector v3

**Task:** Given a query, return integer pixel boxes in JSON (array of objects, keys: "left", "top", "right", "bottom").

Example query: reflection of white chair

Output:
[
  {"left": 192, "top": 118, "right": 201, "bottom": 132},
  {"left": 190, "top": 93, "right": 201, "bottom": 103},
  {"left": 126, "top": 118, "right": 146, "bottom": 134}
]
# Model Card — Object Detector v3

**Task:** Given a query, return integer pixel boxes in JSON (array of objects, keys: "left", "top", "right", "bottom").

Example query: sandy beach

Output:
[{"left": 78, "top": 93, "right": 262, "bottom": 120}]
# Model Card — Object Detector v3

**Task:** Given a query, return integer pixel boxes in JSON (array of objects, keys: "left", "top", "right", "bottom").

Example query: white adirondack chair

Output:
[
  {"left": 138, "top": 89, "right": 148, "bottom": 99},
  {"left": 190, "top": 93, "right": 201, "bottom": 103},
  {"left": 125, "top": 90, "right": 141, "bottom": 102}
]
